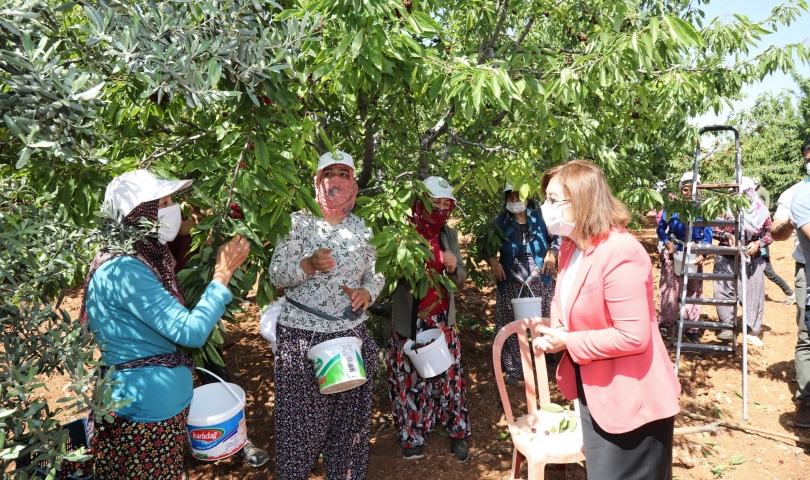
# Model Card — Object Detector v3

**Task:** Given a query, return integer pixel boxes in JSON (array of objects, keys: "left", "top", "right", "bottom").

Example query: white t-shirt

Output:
[
  {"left": 775, "top": 177, "right": 810, "bottom": 263},
  {"left": 560, "top": 247, "right": 584, "bottom": 328}
]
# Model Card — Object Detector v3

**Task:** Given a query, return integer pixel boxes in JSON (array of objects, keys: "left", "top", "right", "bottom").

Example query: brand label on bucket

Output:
[
  {"left": 188, "top": 410, "right": 247, "bottom": 461},
  {"left": 314, "top": 350, "right": 366, "bottom": 387}
]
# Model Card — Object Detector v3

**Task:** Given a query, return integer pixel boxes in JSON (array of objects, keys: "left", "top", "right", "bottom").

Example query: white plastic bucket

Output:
[
  {"left": 673, "top": 250, "right": 697, "bottom": 276},
  {"left": 187, "top": 379, "right": 247, "bottom": 461},
  {"left": 511, "top": 296, "right": 543, "bottom": 321},
  {"left": 308, "top": 337, "right": 367, "bottom": 394},
  {"left": 403, "top": 329, "right": 453, "bottom": 378}
]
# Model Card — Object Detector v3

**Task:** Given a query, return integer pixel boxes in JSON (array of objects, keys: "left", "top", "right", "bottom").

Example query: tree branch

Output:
[
  {"left": 447, "top": 131, "right": 516, "bottom": 155},
  {"left": 514, "top": 15, "right": 535, "bottom": 47},
  {"left": 140, "top": 130, "right": 213, "bottom": 167},
  {"left": 483, "top": 0, "right": 510, "bottom": 59},
  {"left": 357, "top": 93, "right": 376, "bottom": 189}
]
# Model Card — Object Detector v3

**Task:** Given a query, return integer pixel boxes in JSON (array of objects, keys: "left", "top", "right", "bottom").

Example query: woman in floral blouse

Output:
[
  {"left": 268, "top": 151, "right": 384, "bottom": 480},
  {"left": 713, "top": 176, "right": 772, "bottom": 347}
]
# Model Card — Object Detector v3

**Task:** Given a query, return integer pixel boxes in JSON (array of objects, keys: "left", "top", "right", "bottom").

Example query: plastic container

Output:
[
  {"left": 673, "top": 250, "right": 697, "bottom": 276},
  {"left": 187, "top": 381, "right": 248, "bottom": 461},
  {"left": 15, "top": 418, "right": 94, "bottom": 480},
  {"left": 403, "top": 329, "right": 453, "bottom": 378},
  {"left": 307, "top": 337, "right": 368, "bottom": 394},
  {"left": 511, "top": 297, "right": 543, "bottom": 321}
]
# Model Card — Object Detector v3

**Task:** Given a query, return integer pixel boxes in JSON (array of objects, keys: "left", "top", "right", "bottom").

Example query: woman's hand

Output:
[
  {"left": 666, "top": 241, "right": 676, "bottom": 255},
  {"left": 301, "top": 248, "right": 335, "bottom": 275},
  {"left": 532, "top": 324, "right": 568, "bottom": 353},
  {"left": 489, "top": 258, "right": 506, "bottom": 281},
  {"left": 443, "top": 251, "right": 457, "bottom": 273},
  {"left": 342, "top": 285, "right": 371, "bottom": 312},
  {"left": 695, "top": 254, "right": 705, "bottom": 265},
  {"left": 213, "top": 235, "right": 250, "bottom": 287},
  {"left": 746, "top": 240, "right": 760, "bottom": 257},
  {"left": 542, "top": 251, "right": 557, "bottom": 275}
]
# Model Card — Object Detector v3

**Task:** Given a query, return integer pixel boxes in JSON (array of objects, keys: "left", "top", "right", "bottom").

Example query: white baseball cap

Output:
[
  {"left": 678, "top": 171, "right": 700, "bottom": 190},
  {"left": 317, "top": 150, "right": 355, "bottom": 172},
  {"left": 422, "top": 176, "right": 456, "bottom": 201},
  {"left": 104, "top": 169, "right": 192, "bottom": 220},
  {"left": 505, "top": 182, "right": 514, "bottom": 192}
]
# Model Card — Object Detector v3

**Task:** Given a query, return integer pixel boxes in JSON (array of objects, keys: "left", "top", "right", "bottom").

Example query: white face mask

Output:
[
  {"left": 541, "top": 203, "right": 576, "bottom": 237},
  {"left": 157, "top": 204, "right": 182, "bottom": 244},
  {"left": 506, "top": 201, "right": 526, "bottom": 214},
  {"left": 805, "top": 161, "right": 810, "bottom": 176}
]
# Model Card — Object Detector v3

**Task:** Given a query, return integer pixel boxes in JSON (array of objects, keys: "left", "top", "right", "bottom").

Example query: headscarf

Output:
[
  {"left": 739, "top": 176, "right": 770, "bottom": 233},
  {"left": 79, "top": 199, "right": 184, "bottom": 325},
  {"left": 411, "top": 198, "right": 454, "bottom": 240},
  {"left": 315, "top": 166, "right": 358, "bottom": 222}
]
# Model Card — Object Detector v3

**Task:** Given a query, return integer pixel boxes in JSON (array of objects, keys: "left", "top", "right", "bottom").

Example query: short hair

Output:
[
  {"left": 802, "top": 140, "right": 810, "bottom": 155},
  {"left": 541, "top": 160, "right": 630, "bottom": 246}
]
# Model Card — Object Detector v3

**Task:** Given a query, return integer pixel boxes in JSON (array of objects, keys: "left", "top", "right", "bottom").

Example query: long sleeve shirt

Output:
[
  {"left": 269, "top": 211, "right": 384, "bottom": 333},
  {"left": 656, "top": 211, "right": 712, "bottom": 251},
  {"left": 85, "top": 256, "right": 232, "bottom": 422},
  {"left": 712, "top": 215, "right": 773, "bottom": 252}
]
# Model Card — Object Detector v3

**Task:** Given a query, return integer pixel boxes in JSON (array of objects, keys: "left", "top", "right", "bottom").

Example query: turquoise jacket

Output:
[{"left": 85, "top": 256, "right": 231, "bottom": 422}]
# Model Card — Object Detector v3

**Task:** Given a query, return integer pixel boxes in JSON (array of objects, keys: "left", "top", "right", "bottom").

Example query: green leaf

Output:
[
  {"left": 253, "top": 136, "right": 270, "bottom": 168},
  {"left": 496, "top": 431, "right": 509, "bottom": 440},
  {"left": 729, "top": 454, "right": 746, "bottom": 465},
  {"left": 351, "top": 30, "right": 364, "bottom": 60},
  {"left": 663, "top": 15, "right": 704, "bottom": 47},
  {"left": 540, "top": 403, "right": 564, "bottom": 413}
]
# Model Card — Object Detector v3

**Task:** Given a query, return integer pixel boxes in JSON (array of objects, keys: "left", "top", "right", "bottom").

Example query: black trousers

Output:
[
  {"left": 763, "top": 255, "right": 793, "bottom": 296},
  {"left": 575, "top": 365, "right": 674, "bottom": 480}
]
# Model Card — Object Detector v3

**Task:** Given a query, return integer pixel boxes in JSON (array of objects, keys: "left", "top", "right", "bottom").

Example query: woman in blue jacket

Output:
[
  {"left": 657, "top": 171, "right": 712, "bottom": 343},
  {"left": 81, "top": 170, "right": 250, "bottom": 479},
  {"left": 483, "top": 183, "right": 559, "bottom": 385}
]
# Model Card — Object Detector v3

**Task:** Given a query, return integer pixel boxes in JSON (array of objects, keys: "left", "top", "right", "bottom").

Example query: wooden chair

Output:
[{"left": 492, "top": 317, "right": 585, "bottom": 479}]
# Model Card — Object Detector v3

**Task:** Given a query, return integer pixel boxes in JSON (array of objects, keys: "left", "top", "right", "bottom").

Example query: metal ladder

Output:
[{"left": 672, "top": 125, "right": 750, "bottom": 422}]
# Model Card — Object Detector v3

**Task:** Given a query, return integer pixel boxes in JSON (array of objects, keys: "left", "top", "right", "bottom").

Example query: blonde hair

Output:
[{"left": 541, "top": 160, "right": 630, "bottom": 246}]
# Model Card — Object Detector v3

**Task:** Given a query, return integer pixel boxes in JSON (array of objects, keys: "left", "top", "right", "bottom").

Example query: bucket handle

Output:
[
  {"left": 513, "top": 266, "right": 540, "bottom": 299},
  {"left": 196, "top": 367, "right": 242, "bottom": 404}
]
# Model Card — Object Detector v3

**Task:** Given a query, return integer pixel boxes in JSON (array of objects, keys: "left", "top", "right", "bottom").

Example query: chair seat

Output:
[{"left": 510, "top": 411, "right": 586, "bottom": 463}]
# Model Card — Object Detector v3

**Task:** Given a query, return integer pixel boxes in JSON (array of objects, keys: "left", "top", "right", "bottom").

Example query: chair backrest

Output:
[{"left": 492, "top": 317, "right": 551, "bottom": 426}]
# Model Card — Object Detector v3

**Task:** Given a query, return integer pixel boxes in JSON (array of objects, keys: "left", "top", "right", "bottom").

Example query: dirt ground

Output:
[{"left": 44, "top": 225, "right": 810, "bottom": 479}]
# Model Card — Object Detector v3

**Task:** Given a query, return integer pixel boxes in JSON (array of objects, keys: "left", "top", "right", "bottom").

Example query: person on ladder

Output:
[
  {"left": 656, "top": 171, "right": 712, "bottom": 343},
  {"left": 712, "top": 177, "right": 772, "bottom": 347}
]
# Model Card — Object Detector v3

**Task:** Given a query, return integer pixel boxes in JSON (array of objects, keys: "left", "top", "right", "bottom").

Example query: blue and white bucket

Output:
[{"left": 187, "top": 368, "right": 248, "bottom": 461}]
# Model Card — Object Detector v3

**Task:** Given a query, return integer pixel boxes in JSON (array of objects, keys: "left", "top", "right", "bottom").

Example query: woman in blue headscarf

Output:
[{"left": 482, "top": 183, "right": 559, "bottom": 385}]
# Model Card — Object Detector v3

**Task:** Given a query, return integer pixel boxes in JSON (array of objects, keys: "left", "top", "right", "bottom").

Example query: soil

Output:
[{"left": 43, "top": 225, "right": 810, "bottom": 479}]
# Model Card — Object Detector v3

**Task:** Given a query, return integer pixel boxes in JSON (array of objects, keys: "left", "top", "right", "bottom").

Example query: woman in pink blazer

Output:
[{"left": 533, "top": 161, "right": 681, "bottom": 480}]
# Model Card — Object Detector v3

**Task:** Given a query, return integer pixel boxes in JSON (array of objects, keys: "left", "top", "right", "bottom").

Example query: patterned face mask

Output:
[{"left": 315, "top": 167, "right": 358, "bottom": 222}]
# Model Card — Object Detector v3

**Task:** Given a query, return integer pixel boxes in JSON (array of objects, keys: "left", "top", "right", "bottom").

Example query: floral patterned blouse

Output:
[
  {"left": 712, "top": 215, "right": 773, "bottom": 258},
  {"left": 269, "top": 210, "right": 384, "bottom": 333}
]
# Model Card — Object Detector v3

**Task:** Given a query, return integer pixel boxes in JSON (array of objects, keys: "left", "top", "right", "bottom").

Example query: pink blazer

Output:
[{"left": 552, "top": 229, "right": 681, "bottom": 434}]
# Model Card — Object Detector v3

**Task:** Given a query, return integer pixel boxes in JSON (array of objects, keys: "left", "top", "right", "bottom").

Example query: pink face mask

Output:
[{"left": 315, "top": 167, "right": 358, "bottom": 222}]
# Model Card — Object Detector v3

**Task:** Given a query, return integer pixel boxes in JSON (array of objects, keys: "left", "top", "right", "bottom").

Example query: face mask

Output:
[
  {"left": 541, "top": 203, "right": 576, "bottom": 237},
  {"left": 157, "top": 204, "right": 182, "bottom": 244},
  {"left": 506, "top": 201, "right": 526, "bottom": 214},
  {"left": 805, "top": 162, "right": 810, "bottom": 176}
]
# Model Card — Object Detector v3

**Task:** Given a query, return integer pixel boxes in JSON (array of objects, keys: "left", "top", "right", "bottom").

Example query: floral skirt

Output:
[
  {"left": 92, "top": 407, "right": 188, "bottom": 479},
  {"left": 386, "top": 313, "right": 470, "bottom": 448}
]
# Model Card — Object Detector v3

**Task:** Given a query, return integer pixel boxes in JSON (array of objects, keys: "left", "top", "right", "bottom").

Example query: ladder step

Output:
[
  {"left": 683, "top": 297, "right": 737, "bottom": 306},
  {"left": 681, "top": 321, "right": 735, "bottom": 330},
  {"left": 689, "top": 245, "right": 740, "bottom": 255},
  {"left": 694, "top": 219, "right": 736, "bottom": 227},
  {"left": 677, "top": 343, "right": 735, "bottom": 355},
  {"left": 696, "top": 183, "right": 739, "bottom": 190},
  {"left": 684, "top": 272, "right": 737, "bottom": 281}
]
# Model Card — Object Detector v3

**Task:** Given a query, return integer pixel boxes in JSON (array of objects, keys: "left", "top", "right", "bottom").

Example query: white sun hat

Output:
[
  {"left": 422, "top": 176, "right": 456, "bottom": 201},
  {"left": 317, "top": 150, "right": 355, "bottom": 172},
  {"left": 104, "top": 169, "right": 192, "bottom": 220}
]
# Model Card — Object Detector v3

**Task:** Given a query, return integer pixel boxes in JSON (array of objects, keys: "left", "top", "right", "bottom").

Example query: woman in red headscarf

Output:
[
  {"left": 387, "top": 176, "right": 471, "bottom": 462},
  {"left": 269, "top": 151, "right": 385, "bottom": 480}
]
